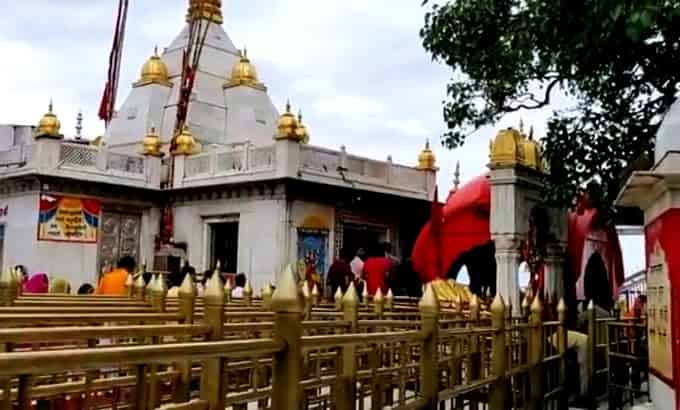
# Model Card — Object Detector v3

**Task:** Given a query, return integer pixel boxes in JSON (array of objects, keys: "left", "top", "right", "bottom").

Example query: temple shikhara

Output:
[
  {"left": 0, "top": 1, "right": 674, "bottom": 410},
  {"left": 0, "top": 0, "right": 435, "bottom": 292}
]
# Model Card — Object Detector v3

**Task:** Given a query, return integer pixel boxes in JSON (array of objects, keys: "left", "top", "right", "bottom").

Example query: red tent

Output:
[
  {"left": 412, "top": 174, "right": 624, "bottom": 299},
  {"left": 412, "top": 175, "right": 491, "bottom": 283}
]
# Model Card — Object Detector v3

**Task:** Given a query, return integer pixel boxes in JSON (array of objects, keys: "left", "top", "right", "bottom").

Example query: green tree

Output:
[{"left": 420, "top": 0, "right": 680, "bottom": 207}]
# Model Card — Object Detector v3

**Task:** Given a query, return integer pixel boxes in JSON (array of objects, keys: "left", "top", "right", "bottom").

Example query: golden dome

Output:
[
  {"left": 275, "top": 101, "right": 300, "bottom": 141},
  {"left": 172, "top": 125, "right": 196, "bottom": 156},
  {"left": 36, "top": 100, "right": 62, "bottom": 139},
  {"left": 142, "top": 126, "right": 163, "bottom": 157},
  {"left": 417, "top": 140, "right": 437, "bottom": 170},
  {"left": 186, "top": 0, "right": 223, "bottom": 24},
  {"left": 519, "top": 126, "right": 543, "bottom": 172},
  {"left": 295, "top": 111, "right": 310, "bottom": 144},
  {"left": 489, "top": 127, "right": 523, "bottom": 168},
  {"left": 135, "top": 48, "right": 172, "bottom": 88},
  {"left": 224, "top": 49, "right": 266, "bottom": 91}
]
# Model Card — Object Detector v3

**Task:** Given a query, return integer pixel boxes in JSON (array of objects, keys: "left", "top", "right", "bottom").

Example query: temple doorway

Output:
[
  {"left": 342, "top": 222, "right": 388, "bottom": 257},
  {"left": 209, "top": 221, "right": 239, "bottom": 274},
  {"left": 98, "top": 212, "right": 141, "bottom": 276},
  {"left": 584, "top": 252, "right": 613, "bottom": 310}
]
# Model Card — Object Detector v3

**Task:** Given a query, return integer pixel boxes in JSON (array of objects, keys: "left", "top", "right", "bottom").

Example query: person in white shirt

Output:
[
  {"left": 231, "top": 273, "right": 246, "bottom": 298},
  {"left": 350, "top": 248, "right": 366, "bottom": 281}
]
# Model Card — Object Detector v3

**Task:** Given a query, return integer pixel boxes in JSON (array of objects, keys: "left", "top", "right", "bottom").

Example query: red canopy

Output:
[
  {"left": 412, "top": 175, "right": 491, "bottom": 283},
  {"left": 412, "top": 174, "right": 624, "bottom": 300}
]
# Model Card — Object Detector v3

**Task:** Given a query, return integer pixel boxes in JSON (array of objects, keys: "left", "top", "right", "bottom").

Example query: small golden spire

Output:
[
  {"left": 417, "top": 139, "right": 437, "bottom": 171},
  {"left": 530, "top": 294, "right": 543, "bottom": 314},
  {"left": 385, "top": 288, "right": 394, "bottom": 310},
  {"left": 179, "top": 273, "right": 196, "bottom": 296},
  {"left": 419, "top": 283, "right": 439, "bottom": 314},
  {"left": 224, "top": 276, "right": 233, "bottom": 292},
  {"left": 295, "top": 110, "right": 310, "bottom": 144},
  {"left": 490, "top": 293, "right": 505, "bottom": 313},
  {"left": 557, "top": 297, "right": 567, "bottom": 313},
  {"left": 135, "top": 48, "right": 171, "bottom": 88},
  {"left": 276, "top": 100, "right": 300, "bottom": 141},
  {"left": 343, "top": 282, "right": 359, "bottom": 307},
  {"left": 262, "top": 282, "right": 273, "bottom": 297},
  {"left": 204, "top": 270, "right": 225, "bottom": 303},
  {"left": 36, "top": 99, "right": 62, "bottom": 139},
  {"left": 225, "top": 46, "right": 266, "bottom": 91},
  {"left": 489, "top": 127, "right": 523, "bottom": 168},
  {"left": 186, "top": 0, "right": 223, "bottom": 24},
  {"left": 172, "top": 124, "right": 196, "bottom": 156},
  {"left": 271, "top": 264, "right": 302, "bottom": 313},
  {"left": 311, "top": 283, "right": 319, "bottom": 296},
  {"left": 374, "top": 287, "right": 384, "bottom": 303},
  {"left": 334, "top": 286, "right": 344, "bottom": 309},
  {"left": 134, "top": 274, "right": 145, "bottom": 290},
  {"left": 142, "top": 125, "right": 163, "bottom": 157}
]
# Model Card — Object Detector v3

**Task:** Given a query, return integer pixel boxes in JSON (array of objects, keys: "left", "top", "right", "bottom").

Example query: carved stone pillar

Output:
[
  {"left": 543, "top": 242, "right": 566, "bottom": 301},
  {"left": 493, "top": 235, "right": 522, "bottom": 315}
]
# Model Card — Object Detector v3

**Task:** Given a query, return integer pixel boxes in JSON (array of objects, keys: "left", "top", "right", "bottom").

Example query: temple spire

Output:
[
  {"left": 453, "top": 161, "right": 461, "bottom": 192},
  {"left": 75, "top": 110, "right": 83, "bottom": 140},
  {"left": 186, "top": 0, "right": 223, "bottom": 25}
]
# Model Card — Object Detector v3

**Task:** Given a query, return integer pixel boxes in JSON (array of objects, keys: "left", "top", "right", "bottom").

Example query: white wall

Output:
[
  {"left": 1, "top": 191, "right": 157, "bottom": 292},
  {"left": 1, "top": 192, "right": 97, "bottom": 290},
  {"left": 173, "top": 196, "right": 287, "bottom": 291}
]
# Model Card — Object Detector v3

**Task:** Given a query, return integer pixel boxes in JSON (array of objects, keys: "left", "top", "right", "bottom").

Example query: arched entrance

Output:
[{"left": 583, "top": 252, "right": 613, "bottom": 310}]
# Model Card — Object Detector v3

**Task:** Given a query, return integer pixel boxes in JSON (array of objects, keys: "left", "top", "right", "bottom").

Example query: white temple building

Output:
[{"left": 0, "top": 1, "right": 436, "bottom": 291}]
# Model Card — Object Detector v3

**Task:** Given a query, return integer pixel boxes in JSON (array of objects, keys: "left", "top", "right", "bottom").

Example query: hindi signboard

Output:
[{"left": 37, "top": 194, "right": 101, "bottom": 243}]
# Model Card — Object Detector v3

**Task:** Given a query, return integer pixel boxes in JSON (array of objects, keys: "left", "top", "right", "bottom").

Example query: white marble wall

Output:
[{"left": 173, "top": 196, "right": 287, "bottom": 291}]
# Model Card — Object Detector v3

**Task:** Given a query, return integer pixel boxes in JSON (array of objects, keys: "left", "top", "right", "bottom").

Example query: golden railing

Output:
[{"left": 0, "top": 267, "right": 575, "bottom": 410}]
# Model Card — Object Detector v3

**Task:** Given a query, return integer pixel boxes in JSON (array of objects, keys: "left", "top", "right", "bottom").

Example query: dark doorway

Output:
[
  {"left": 343, "top": 223, "right": 387, "bottom": 257},
  {"left": 584, "top": 252, "right": 613, "bottom": 310},
  {"left": 210, "top": 222, "right": 239, "bottom": 273}
]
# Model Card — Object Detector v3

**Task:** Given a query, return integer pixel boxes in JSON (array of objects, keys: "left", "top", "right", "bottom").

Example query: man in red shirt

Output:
[{"left": 363, "top": 245, "right": 390, "bottom": 295}]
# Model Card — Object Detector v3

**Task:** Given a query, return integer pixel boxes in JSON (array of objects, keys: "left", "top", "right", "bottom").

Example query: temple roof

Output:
[{"left": 104, "top": 2, "right": 278, "bottom": 152}]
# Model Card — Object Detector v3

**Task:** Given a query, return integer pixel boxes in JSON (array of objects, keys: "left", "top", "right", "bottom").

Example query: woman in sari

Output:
[{"left": 23, "top": 272, "right": 48, "bottom": 293}]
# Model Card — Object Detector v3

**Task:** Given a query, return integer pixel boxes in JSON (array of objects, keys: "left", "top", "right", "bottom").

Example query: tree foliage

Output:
[{"left": 420, "top": 0, "right": 680, "bottom": 207}]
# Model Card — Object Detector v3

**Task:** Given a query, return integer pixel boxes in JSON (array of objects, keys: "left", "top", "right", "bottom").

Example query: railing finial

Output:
[{"left": 271, "top": 264, "right": 302, "bottom": 313}]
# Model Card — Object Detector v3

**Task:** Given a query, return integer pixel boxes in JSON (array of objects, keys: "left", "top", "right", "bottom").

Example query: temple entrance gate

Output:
[{"left": 97, "top": 212, "right": 141, "bottom": 275}]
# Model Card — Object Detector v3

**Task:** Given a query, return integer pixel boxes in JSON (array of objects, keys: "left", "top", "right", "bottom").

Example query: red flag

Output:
[{"left": 98, "top": 82, "right": 112, "bottom": 121}]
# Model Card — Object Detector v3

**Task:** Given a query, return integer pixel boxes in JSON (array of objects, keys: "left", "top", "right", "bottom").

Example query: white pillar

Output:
[{"left": 493, "top": 234, "right": 521, "bottom": 315}]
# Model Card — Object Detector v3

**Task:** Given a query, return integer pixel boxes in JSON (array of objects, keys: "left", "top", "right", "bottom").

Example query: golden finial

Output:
[
  {"left": 334, "top": 286, "right": 344, "bottom": 310},
  {"left": 271, "top": 264, "right": 302, "bottom": 313},
  {"left": 311, "top": 283, "right": 319, "bottom": 296},
  {"left": 262, "top": 282, "right": 273, "bottom": 296},
  {"left": 419, "top": 283, "right": 439, "bottom": 314},
  {"left": 587, "top": 300, "right": 595, "bottom": 311},
  {"left": 136, "top": 47, "right": 171, "bottom": 88},
  {"left": 36, "top": 99, "right": 62, "bottom": 139},
  {"left": 489, "top": 127, "right": 523, "bottom": 168},
  {"left": 490, "top": 293, "right": 505, "bottom": 313},
  {"left": 385, "top": 288, "right": 394, "bottom": 310},
  {"left": 204, "top": 270, "right": 225, "bottom": 303},
  {"left": 530, "top": 294, "right": 543, "bottom": 314},
  {"left": 276, "top": 100, "right": 300, "bottom": 141},
  {"left": 172, "top": 124, "right": 196, "bottom": 156},
  {"left": 225, "top": 46, "right": 266, "bottom": 91},
  {"left": 244, "top": 280, "right": 253, "bottom": 294},
  {"left": 519, "top": 124, "right": 542, "bottom": 171},
  {"left": 374, "top": 287, "right": 384, "bottom": 302},
  {"left": 186, "top": 0, "right": 223, "bottom": 24},
  {"left": 521, "top": 293, "right": 530, "bottom": 310},
  {"left": 295, "top": 110, "right": 310, "bottom": 144},
  {"left": 142, "top": 124, "right": 163, "bottom": 157},
  {"left": 134, "top": 274, "right": 145, "bottom": 289},
  {"left": 343, "top": 282, "right": 359, "bottom": 307},
  {"left": 557, "top": 297, "right": 567, "bottom": 313},
  {"left": 224, "top": 276, "right": 232, "bottom": 292},
  {"left": 417, "top": 138, "right": 437, "bottom": 171},
  {"left": 179, "top": 273, "right": 196, "bottom": 296}
]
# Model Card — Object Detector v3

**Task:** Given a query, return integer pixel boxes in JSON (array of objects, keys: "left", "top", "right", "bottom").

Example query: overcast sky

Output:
[{"left": 0, "top": 0, "right": 644, "bottom": 274}]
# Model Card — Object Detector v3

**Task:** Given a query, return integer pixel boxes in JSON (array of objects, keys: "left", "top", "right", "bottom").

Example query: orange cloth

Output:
[{"left": 97, "top": 268, "right": 129, "bottom": 295}]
